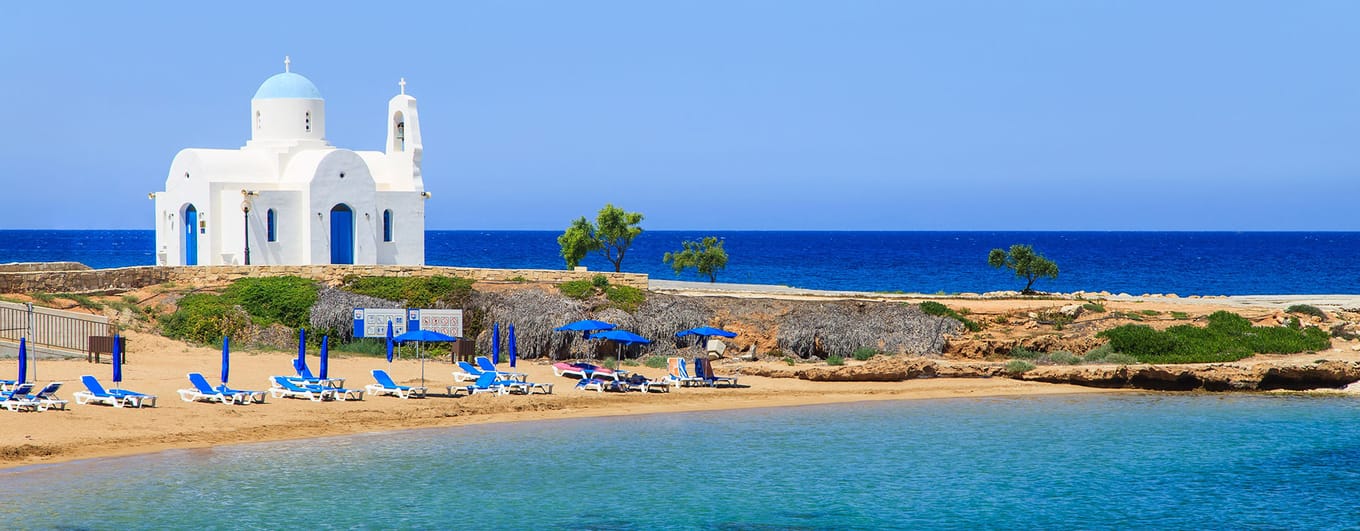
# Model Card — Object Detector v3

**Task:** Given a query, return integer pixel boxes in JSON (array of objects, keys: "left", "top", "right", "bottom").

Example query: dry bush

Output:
[
  {"left": 777, "top": 302, "right": 959, "bottom": 358},
  {"left": 308, "top": 286, "right": 402, "bottom": 341}
]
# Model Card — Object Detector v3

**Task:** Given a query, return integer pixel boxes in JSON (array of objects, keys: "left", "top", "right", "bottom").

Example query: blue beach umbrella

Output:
[
  {"left": 508, "top": 324, "right": 518, "bottom": 368},
  {"left": 18, "top": 337, "right": 28, "bottom": 385},
  {"left": 385, "top": 320, "right": 394, "bottom": 365},
  {"left": 296, "top": 328, "right": 307, "bottom": 373},
  {"left": 319, "top": 335, "right": 330, "bottom": 380},
  {"left": 221, "top": 337, "right": 230, "bottom": 384},
  {"left": 588, "top": 330, "right": 651, "bottom": 368},
  {"left": 553, "top": 319, "right": 617, "bottom": 361},
  {"left": 394, "top": 329, "right": 459, "bottom": 387},
  {"left": 110, "top": 335, "right": 120, "bottom": 389},
  {"left": 676, "top": 326, "right": 739, "bottom": 352},
  {"left": 491, "top": 322, "right": 501, "bottom": 365}
]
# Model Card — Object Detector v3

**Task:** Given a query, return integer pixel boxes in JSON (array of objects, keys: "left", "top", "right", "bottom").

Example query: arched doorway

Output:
[
  {"left": 330, "top": 204, "right": 354, "bottom": 264},
  {"left": 183, "top": 204, "right": 198, "bottom": 266}
]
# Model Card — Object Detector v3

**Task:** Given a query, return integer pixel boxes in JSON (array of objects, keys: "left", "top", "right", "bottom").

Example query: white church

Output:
[{"left": 151, "top": 58, "right": 427, "bottom": 266}]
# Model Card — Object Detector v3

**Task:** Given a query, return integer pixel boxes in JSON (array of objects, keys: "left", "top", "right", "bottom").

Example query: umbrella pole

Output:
[{"left": 419, "top": 342, "right": 425, "bottom": 388}]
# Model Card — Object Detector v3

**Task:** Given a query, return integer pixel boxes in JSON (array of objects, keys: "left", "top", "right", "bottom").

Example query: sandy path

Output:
[{"left": 0, "top": 330, "right": 1113, "bottom": 470}]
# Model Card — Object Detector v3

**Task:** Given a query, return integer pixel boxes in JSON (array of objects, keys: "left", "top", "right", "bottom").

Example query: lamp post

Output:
[{"left": 240, "top": 190, "right": 258, "bottom": 265}]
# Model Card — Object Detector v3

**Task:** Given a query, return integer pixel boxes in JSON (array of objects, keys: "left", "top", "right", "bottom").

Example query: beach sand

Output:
[{"left": 0, "top": 330, "right": 1114, "bottom": 470}]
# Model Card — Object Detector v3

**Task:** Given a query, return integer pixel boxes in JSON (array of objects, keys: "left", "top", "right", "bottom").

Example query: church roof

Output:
[{"left": 253, "top": 72, "right": 323, "bottom": 100}]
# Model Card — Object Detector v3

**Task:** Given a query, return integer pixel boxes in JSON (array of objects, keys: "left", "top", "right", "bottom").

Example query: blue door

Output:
[
  {"left": 183, "top": 205, "right": 198, "bottom": 266},
  {"left": 330, "top": 204, "right": 354, "bottom": 264}
]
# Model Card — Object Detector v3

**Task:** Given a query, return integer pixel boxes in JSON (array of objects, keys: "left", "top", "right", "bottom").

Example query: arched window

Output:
[
  {"left": 305, "top": 111, "right": 311, "bottom": 133},
  {"left": 382, "top": 209, "right": 394, "bottom": 242},
  {"left": 255, "top": 111, "right": 261, "bottom": 130},
  {"left": 266, "top": 209, "right": 277, "bottom": 242},
  {"left": 396, "top": 122, "right": 405, "bottom": 151}
]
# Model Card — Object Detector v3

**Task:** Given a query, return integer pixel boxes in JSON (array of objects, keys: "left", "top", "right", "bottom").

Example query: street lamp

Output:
[{"left": 241, "top": 190, "right": 258, "bottom": 265}]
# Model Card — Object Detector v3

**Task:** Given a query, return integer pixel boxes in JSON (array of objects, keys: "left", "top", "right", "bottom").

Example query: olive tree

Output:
[
  {"left": 663, "top": 236, "right": 728, "bottom": 282},
  {"left": 556, "top": 204, "right": 644, "bottom": 272},
  {"left": 988, "top": 244, "right": 1059, "bottom": 294}
]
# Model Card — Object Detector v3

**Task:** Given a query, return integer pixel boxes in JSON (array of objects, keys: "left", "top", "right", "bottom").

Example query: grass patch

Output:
[
  {"left": 31, "top": 293, "right": 56, "bottom": 303},
  {"left": 160, "top": 293, "right": 251, "bottom": 344},
  {"left": 1083, "top": 343, "right": 1115, "bottom": 362},
  {"left": 643, "top": 355, "right": 668, "bottom": 369},
  {"left": 1287, "top": 304, "right": 1327, "bottom": 320},
  {"left": 783, "top": 356, "right": 796, "bottom": 366},
  {"left": 331, "top": 338, "right": 388, "bottom": 356},
  {"left": 1139, "top": 309, "right": 1160, "bottom": 316},
  {"left": 826, "top": 355, "right": 845, "bottom": 366},
  {"left": 343, "top": 275, "right": 473, "bottom": 308},
  {"left": 1082, "top": 302, "right": 1106, "bottom": 313},
  {"left": 57, "top": 293, "right": 104, "bottom": 310},
  {"left": 1044, "top": 350, "right": 1082, "bottom": 365},
  {"left": 604, "top": 285, "right": 645, "bottom": 312},
  {"left": 558, "top": 279, "right": 594, "bottom": 300},
  {"left": 852, "top": 347, "right": 876, "bottom": 362},
  {"left": 223, "top": 276, "right": 317, "bottom": 328},
  {"left": 1097, "top": 310, "right": 1331, "bottom": 364},
  {"left": 1009, "top": 346, "right": 1040, "bottom": 360},
  {"left": 1005, "top": 360, "right": 1036, "bottom": 375},
  {"left": 919, "top": 301, "right": 981, "bottom": 332},
  {"left": 1170, "top": 311, "right": 1190, "bottom": 320}
]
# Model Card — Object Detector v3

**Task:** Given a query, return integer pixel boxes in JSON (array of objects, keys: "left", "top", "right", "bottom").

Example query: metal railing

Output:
[{"left": 0, "top": 302, "right": 109, "bottom": 353}]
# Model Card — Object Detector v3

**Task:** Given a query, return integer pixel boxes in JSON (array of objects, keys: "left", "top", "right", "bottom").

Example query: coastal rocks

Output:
[
  {"left": 740, "top": 358, "right": 939, "bottom": 381},
  {"left": 1059, "top": 304, "right": 1085, "bottom": 319},
  {"left": 943, "top": 336, "right": 1103, "bottom": 360},
  {"left": 1017, "top": 360, "right": 1360, "bottom": 391}
]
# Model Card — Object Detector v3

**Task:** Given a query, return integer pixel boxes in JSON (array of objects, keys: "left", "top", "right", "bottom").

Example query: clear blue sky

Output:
[{"left": 2, "top": 1, "right": 1358, "bottom": 230}]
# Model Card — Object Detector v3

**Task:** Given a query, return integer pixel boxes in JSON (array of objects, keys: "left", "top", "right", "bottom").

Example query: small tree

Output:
[
  {"left": 556, "top": 204, "right": 644, "bottom": 272},
  {"left": 988, "top": 244, "right": 1059, "bottom": 294},
  {"left": 663, "top": 236, "right": 728, "bottom": 282}
]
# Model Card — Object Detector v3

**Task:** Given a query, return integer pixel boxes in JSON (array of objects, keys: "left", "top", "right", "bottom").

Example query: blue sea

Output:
[
  {"left": 0, "top": 230, "right": 1357, "bottom": 295},
  {"left": 4, "top": 394, "right": 1360, "bottom": 529}
]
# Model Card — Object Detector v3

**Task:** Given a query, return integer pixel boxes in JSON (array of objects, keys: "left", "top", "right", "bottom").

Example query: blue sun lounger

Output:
[
  {"left": 366, "top": 369, "right": 427, "bottom": 399},
  {"left": 270, "top": 376, "right": 337, "bottom": 401},
  {"left": 74, "top": 375, "right": 156, "bottom": 408},
  {"left": 475, "top": 356, "right": 527, "bottom": 382},
  {"left": 179, "top": 373, "right": 245, "bottom": 404},
  {"left": 449, "top": 372, "right": 514, "bottom": 397},
  {"left": 24, "top": 382, "right": 69, "bottom": 411},
  {"left": 0, "top": 383, "right": 36, "bottom": 412}
]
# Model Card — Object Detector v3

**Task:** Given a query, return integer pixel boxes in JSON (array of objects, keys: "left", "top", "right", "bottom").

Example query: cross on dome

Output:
[
  {"left": 399, "top": 77, "right": 406, "bottom": 95},
  {"left": 284, "top": 56, "right": 291, "bottom": 73}
]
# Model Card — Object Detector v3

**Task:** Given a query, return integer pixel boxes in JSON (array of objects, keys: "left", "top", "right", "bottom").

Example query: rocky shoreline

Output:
[{"left": 737, "top": 357, "right": 1360, "bottom": 392}]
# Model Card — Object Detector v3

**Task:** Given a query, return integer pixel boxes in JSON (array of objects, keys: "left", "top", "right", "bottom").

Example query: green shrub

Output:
[
  {"left": 591, "top": 274, "right": 610, "bottom": 288},
  {"left": 508, "top": 276, "right": 528, "bottom": 283},
  {"left": 1083, "top": 343, "right": 1115, "bottom": 362},
  {"left": 1170, "top": 311, "right": 1189, "bottom": 320},
  {"left": 223, "top": 276, "right": 317, "bottom": 328},
  {"left": 343, "top": 275, "right": 473, "bottom": 308},
  {"left": 1009, "top": 346, "right": 1040, "bottom": 360},
  {"left": 605, "top": 285, "right": 646, "bottom": 312},
  {"left": 1103, "top": 353, "right": 1138, "bottom": 365},
  {"left": 1005, "top": 360, "right": 1036, "bottom": 375},
  {"left": 160, "top": 293, "right": 250, "bottom": 344},
  {"left": 919, "top": 301, "right": 981, "bottom": 332},
  {"left": 1045, "top": 350, "right": 1082, "bottom": 365},
  {"left": 59, "top": 293, "right": 104, "bottom": 310},
  {"left": 1097, "top": 310, "right": 1330, "bottom": 364},
  {"left": 826, "top": 355, "right": 845, "bottom": 366},
  {"left": 643, "top": 355, "right": 668, "bottom": 369},
  {"left": 1140, "top": 309, "right": 1160, "bottom": 316},
  {"left": 1082, "top": 302, "right": 1106, "bottom": 313},
  {"left": 784, "top": 356, "right": 796, "bottom": 366},
  {"left": 1287, "top": 304, "right": 1327, "bottom": 320},
  {"left": 332, "top": 338, "right": 387, "bottom": 356},
  {"left": 558, "top": 279, "right": 595, "bottom": 300},
  {"left": 32, "top": 293, "right": 56, "bottom": 303},
  {"left": 852, "top": 347, "right": 877, "bottom": 361}
]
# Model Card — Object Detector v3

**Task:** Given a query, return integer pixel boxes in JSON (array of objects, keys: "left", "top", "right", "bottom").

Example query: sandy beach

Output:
[{"left": 0, "top": 330, "right": 1115, "bottom": 470}]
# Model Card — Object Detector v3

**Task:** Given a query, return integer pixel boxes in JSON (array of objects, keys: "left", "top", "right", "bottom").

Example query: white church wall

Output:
[
  {"left": 247, "top": 191, "right": 306, "bottom": 265},
  {"left": 306, "top": 151, "right": 379, "bottom": 264},
  {"left": 374, "top": 192, "right": 426, "bottom": 264}
]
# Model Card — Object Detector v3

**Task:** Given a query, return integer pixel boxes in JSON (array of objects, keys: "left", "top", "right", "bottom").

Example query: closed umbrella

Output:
[
  {"left": 319, "top": 335, "right": 330, "bottom": 380},
  {"left": 508, "top": 324, "right": 518, "bottom": 368},
  {"left": 296, "top": 328, "right": 307, "bottom": 374},
  {"left": 394, "top": 329, "right": 459, "bottom": 388},
  {"left": 495, "top": 321, "right": 505, "bottom": 367},
  {"left": 109, "top": 335, "right": 119, "bottom": 389},
  {"left": 18, "top": 337, "right": 28, "bottom": 385},
  {"left": 385, "top": 320, "right": 395, "bottom": 365},
  {"left": 221, "top": 336, "right": 230, "bottom": 385}
]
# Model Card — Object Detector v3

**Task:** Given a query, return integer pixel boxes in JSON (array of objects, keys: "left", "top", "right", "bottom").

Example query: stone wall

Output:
[
  {"left": 0, "top": 265, "right": 647, "bottom": 294},
  {"left": 0, "top": 262, "right": 91, "bottom": 273}
]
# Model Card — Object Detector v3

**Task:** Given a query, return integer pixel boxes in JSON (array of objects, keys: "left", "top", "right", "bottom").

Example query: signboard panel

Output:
[
  {"left": 352, "top": 308, "right": 409, "bottom": 338},
  {"left": 412, "top": 309, "right": 463, "bottom": 338}
]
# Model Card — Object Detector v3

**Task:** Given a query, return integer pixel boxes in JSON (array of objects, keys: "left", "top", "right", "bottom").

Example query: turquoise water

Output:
[{"left": 6, "top": 394, "right": 1360, "bottom": 529}]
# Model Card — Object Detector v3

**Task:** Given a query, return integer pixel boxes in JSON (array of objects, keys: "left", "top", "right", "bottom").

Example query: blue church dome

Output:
[{"left": 253, "top": 72, "right": 323, "bottom": 100}]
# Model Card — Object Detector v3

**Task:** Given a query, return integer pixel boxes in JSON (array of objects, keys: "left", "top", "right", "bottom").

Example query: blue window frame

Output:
[
  {"left": 266, "top": 209, "right": 277, "bottom": 242},
  {"left": 382, "top": 209, "right": 393, "bottom": 242}
]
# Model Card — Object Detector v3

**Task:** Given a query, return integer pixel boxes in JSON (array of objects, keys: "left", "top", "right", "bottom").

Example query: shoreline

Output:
[{"left": 0, "top": 333, "right": 1121, "bottom": 471}]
